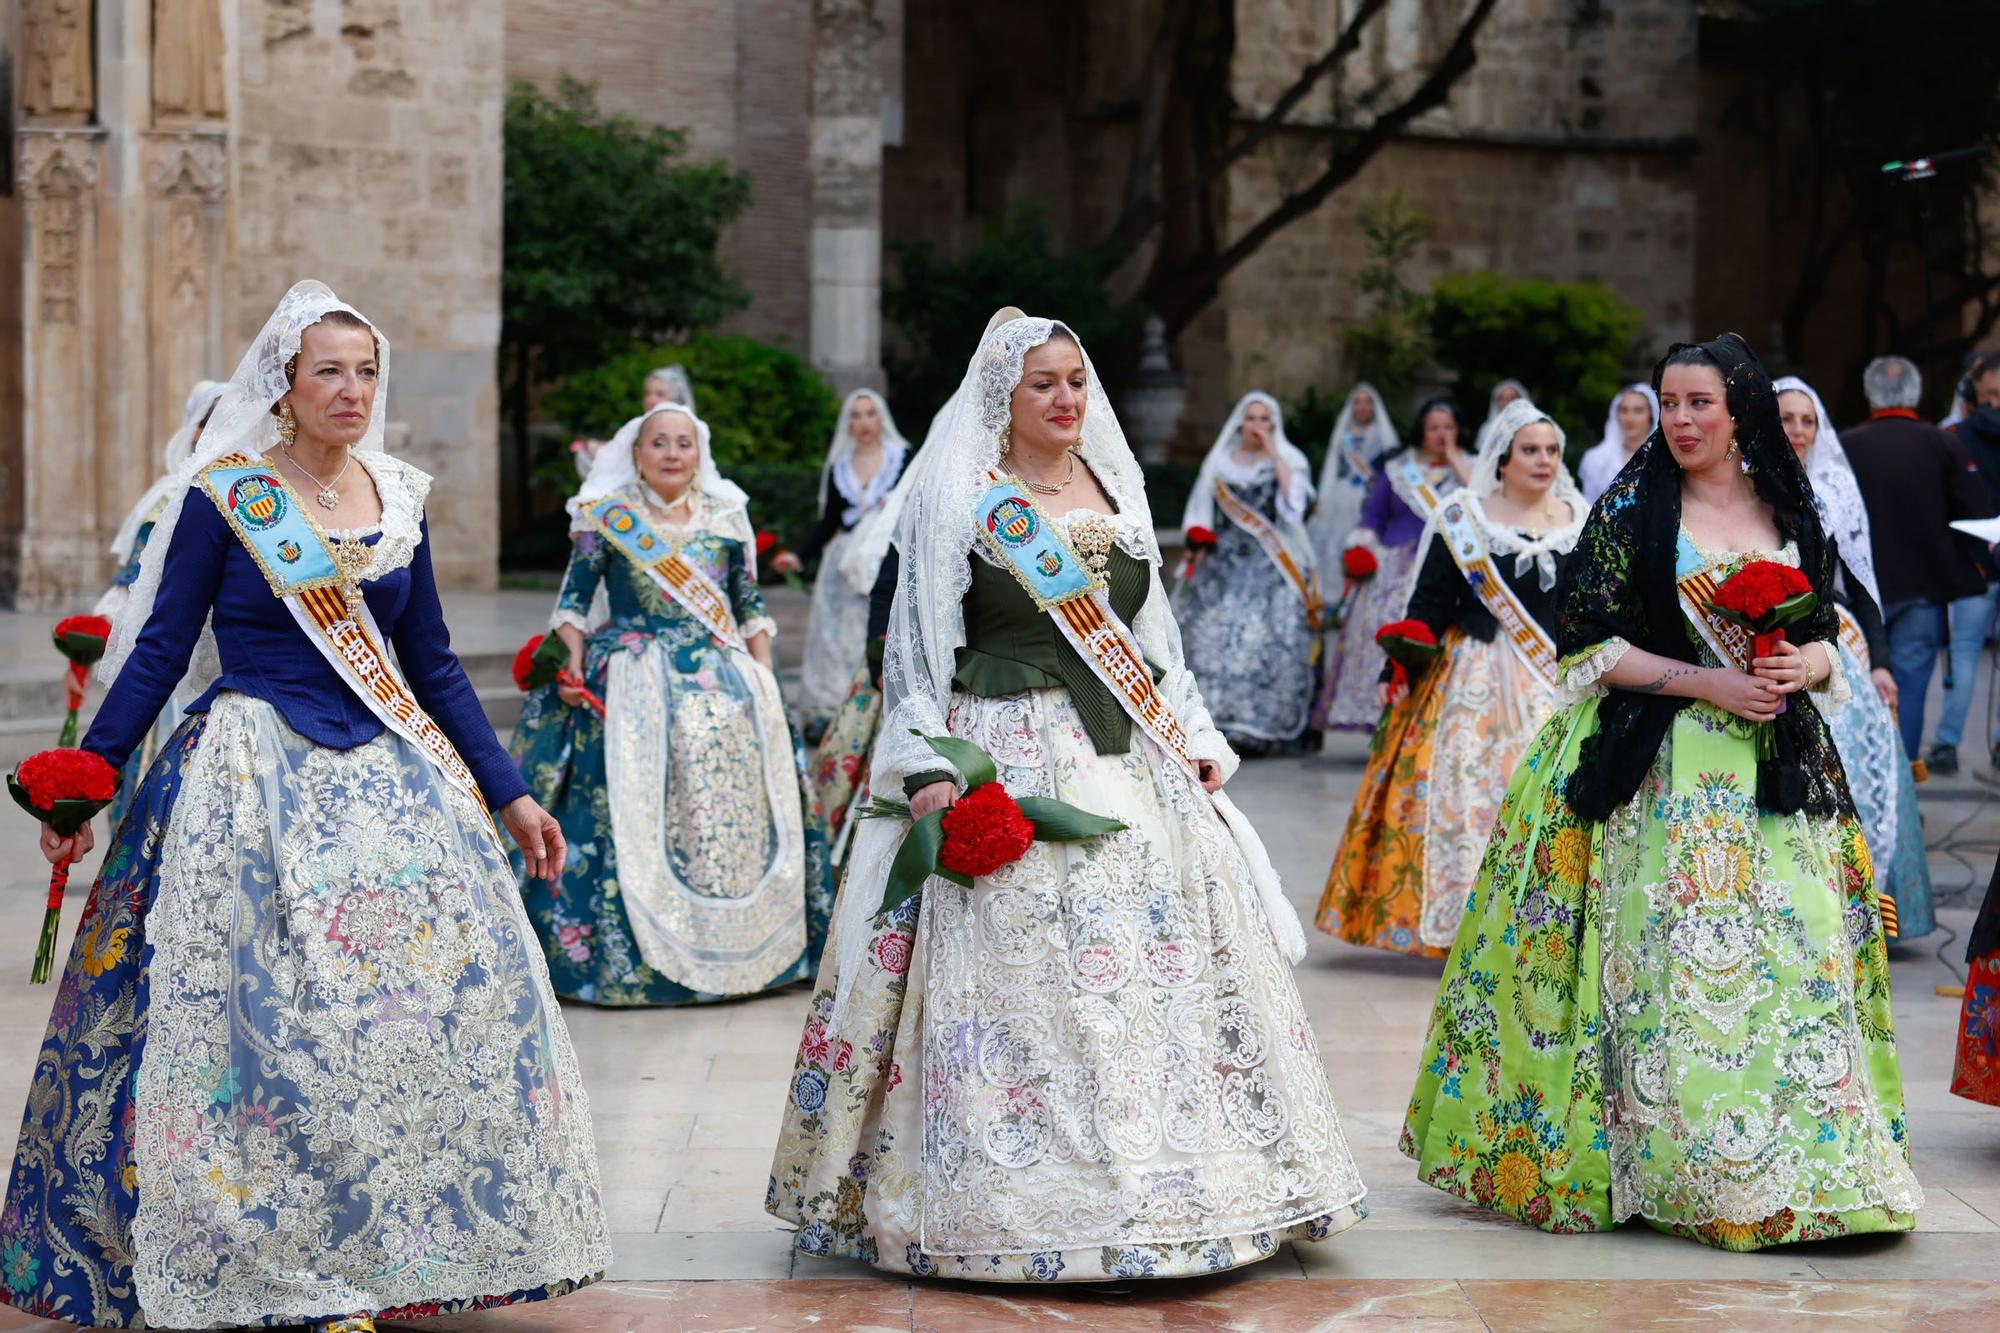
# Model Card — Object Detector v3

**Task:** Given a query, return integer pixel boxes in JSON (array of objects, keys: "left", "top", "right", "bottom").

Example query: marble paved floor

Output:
[{"left": 0, "top": 594, "right": 1997, "bottom": 1327}]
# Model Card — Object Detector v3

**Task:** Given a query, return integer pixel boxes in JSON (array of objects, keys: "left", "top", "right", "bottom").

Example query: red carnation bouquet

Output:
[
  {"left": 1332, "top": 545, "right": 1379, "bottom": 627},
  {"left": 862, "top": 732, "right": 1126, "bottom": 915},
  {"left": 1376, "top": 618, "right": 1441, "bottom": 694},
  {"left": 1707, "top": 559, "right": 1818, "bottom": 749},
  {"left": 1177, "top": 526, "right": 1220, "bottom": 595},
  {"left": 51, "top": 615, "right": 112, "bottom": 747},
  {"left": 512, "top": 632, "right": 603, "bottom": 716},
  {"left": 9, "top": 748, "right": 121, "bottom": 983}
]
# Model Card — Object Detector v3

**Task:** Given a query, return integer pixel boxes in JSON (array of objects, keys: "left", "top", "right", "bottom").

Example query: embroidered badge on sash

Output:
[
  {"left": 584, "top": 493, "right": 746, "bottom": 650},
  {"left": 202, "top": 455, "right": 343, "bottom": 594},
  {"left": 1436, "top": 498, "right": 1559, "bottom": 689}
]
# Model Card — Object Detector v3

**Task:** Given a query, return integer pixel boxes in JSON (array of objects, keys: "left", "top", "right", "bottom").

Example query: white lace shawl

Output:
[
  {"left": 1773, "top": 375, "right": 1882, "bottom": 609},
  {"left": 102, "top": 280, "right": 393, "bottom": 688},
  {"left": 1181, "top": 390, "right": 1315, "bottom": 534},
  {"left": 108, "top": 380, "right": 228, "bottom": 564},
  {"left": 1577, "top": 382, "right": 1658, "bottom": 502},
  {"left": 818, "top": 388, "right": 910, "bottom": 526},
  {"left": 1407, "top": 398, "right": 1586, "bottom": 605},
  {"left": 1309, "top": 382, "right": 1400, "bottom": 566},
  {"left": 829, "top": 311, "right": 1303, "bottom": 1025}
]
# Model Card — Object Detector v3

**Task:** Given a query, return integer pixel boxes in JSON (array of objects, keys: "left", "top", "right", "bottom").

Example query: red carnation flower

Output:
[
  {"left": 512, "top": 634, "right": 545, "bottom": 691},
  {"left": 1341, "top": 546, "right": 1378, "bottom": 580},
  {"left": 14, "top": 749, "right": 119, "bottom": 813},
  {"left": 1375, "top": 618, "right": 1438, "bottom": 649},
  {"left": 756, "top": 530, "right": 779, "bottom": 556},
  {"left": 51, "top": 614, "right": 113, "bottom": 666},
  {"left": 1709, "top": 560, "right": 1811, "bottom": 621},
  {"left": 937, "top": 782, "right": 1036, "bottom": 879},
  {"left": 1185, "top": 525, "right": 1218, "bottom": 548}
]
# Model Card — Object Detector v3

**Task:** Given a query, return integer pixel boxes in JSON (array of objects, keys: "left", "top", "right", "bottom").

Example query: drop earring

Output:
[
  {"left": 277, "top": 402, "right": 298, "bottom": 446},
  {"left": 998, "top": 422, "right": 1013, "bottom": 458}
]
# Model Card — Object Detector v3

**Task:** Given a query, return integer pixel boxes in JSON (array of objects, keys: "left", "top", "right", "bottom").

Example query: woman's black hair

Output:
[{"left": 1408, "top": 398, "right": 1464, "bottom": 451}]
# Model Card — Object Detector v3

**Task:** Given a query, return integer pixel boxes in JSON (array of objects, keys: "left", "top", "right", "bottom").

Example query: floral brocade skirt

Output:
[
  {"left": 767, "top": 686, "right": 1367, "bottom": 1280},
  {"left": 1315, "top": 542, "right": 1418, "bottom": 733},
  {"left": 1824, "top": 632, "right": 1936, "bottom": 941},
  {"left": 1400, "top": 695, "right": 1923, "bottom": 1249},
  {"left": 0, "top": 695, "right": 609, "bottom": 1329},
  {"left": 511, "top": 630, "right": 815, "bottom": 1006},
  {"left": 1317, "top": 630, "right": 1557, "bottom": 957}
]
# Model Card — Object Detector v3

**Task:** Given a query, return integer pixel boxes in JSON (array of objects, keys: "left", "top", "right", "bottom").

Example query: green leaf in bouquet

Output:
[
  {"left": 1015, "top": 796, "right": 1126, "bottom": 842},
  {"left": 878, "top": 808, "right": 970, "bottom": 917},
  {"left": 1380, "top": 636, "right": 1442, "bottom": 669},
  {"left": 7, "top": 776, "right": 112, "bottom": 837},
  {"left": 1705, "top": 601, "right": 1756, "bottom": 634},
  {"left": 5, "top": 774, "right": 37, "bottom": 824},
  {"left": 1769, "top": 590, "right": 1819, "bottom": 627},
  {"left": 53, "top": 631, "right": 109, "bottom": 666},
  {"left": 915, "top": 732, "right": 998, "bottom": 789},
  {"left": 523, "top": 633, "right": 569, "bottom": 690}
]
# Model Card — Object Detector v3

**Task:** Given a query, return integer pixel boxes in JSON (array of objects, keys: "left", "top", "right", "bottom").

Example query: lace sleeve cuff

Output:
[
  {"left": 1811, "top": 641, "right": 1853, "bottom": 715},
  {"left": 742, "top": 615, "right": 779, "bottom": 644},
  {"left": 1556, "top": 637, "right": 1632, "bottom": 705},
  {"left": 549, "top": 608, "right": 591, "bottom": 635}
]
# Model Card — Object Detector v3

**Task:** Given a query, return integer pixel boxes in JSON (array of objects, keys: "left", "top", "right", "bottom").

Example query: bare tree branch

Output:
[
  {"left": 1119, "top": 0, "right": 1198, "bottom": 229},
  {"left": 1147, "top": 0, "right": 1502, "bottom": 336}
]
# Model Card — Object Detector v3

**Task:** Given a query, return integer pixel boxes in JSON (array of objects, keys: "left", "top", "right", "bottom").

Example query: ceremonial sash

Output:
[
  {"left": 583, "top": 494, "right": 746, "bottom": 651},
  {"left": 1435, "top": 498, "right": 1560, "bottom": 690},
  {"left": 1675, "top": 564, "right": 1758, "bottom": 670},
  {"left": 1213, "top": 481, "right": 1325, "bottom": 630},
  {"left": 975, "top": 475, "right": 1195, "bottom": 774},
  {"left": 1834, "top": 605, "right": 1870, "bottom": 666},
  {"left": 200, "top": 453, "right": 486, "bottom": 807},
  {"left": 1386, "top": 455, "right": 1449, "bottom": 521},
  {"left": 1340, "top": 435, "right": 1375, "bottom": 486}
]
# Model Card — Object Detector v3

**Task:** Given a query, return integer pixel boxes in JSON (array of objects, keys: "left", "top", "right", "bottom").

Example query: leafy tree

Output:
[
  {"left": 1342, "top": 192, "right": 1436, "bottom": 416},
  {"left": 502, "top": 78, "right": 752, "bottom": 505},
  {"left": 1428, "top": 273, "right": 1644, "bottom": 465},
  {"left": 881, "top": 206, "right": 1146, "bottom": 429}
]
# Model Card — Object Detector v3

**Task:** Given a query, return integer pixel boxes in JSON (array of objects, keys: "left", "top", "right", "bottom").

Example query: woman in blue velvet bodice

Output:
[
  {"left": 511, "top": 403, "right": 812, "bottom": 1006},
  {"left": 5, "top": 281, "right": 609, "bottom": 1333}
]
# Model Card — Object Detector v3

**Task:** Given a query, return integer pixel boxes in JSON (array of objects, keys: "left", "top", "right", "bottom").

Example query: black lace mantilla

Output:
[{"left": 1557, "top": 333, "right": 1852, "bottom": 823}]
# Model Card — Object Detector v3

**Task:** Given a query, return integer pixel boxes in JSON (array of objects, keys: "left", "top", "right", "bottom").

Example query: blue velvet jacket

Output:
[{"left": 82, "top": 464, "right": 529, "bottom": 809}]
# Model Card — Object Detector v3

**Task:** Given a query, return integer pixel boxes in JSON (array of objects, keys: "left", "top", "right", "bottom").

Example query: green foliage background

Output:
[{"left": 1428, "top": 273, "right": 1646, "bottom": 464}]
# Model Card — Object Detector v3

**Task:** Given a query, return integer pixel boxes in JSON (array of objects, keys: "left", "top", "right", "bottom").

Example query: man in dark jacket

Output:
[
  {"left": 1843, "top": 355, "right": 1992, "bottom": 762},
  {"left": 1938, "top": 351, "right": 2000, "bottom": 771}
]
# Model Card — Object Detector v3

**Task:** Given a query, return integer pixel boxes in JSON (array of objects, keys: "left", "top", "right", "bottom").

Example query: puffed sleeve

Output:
[
  {"left": 391, "top": 517, "right": 532, "bottom": 810},
  {"left": 80, "top": 491, "right": 228, "bottom": 771},
  {"left": 730, "top": 539, "right": 778, "bottom": 642},
  {"left": 550, "top": 532, "right": 609, "bottom": 634}
]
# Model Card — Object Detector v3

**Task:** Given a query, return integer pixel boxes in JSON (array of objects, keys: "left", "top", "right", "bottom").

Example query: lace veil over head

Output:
[
  {"left": 101, "top": 280, "right": 392, "bottom": 686},
  {"left": 645, "top": 364, "right": 696, "bottom": 413},
  {"left": 572, "top": 402, "right": 754, "bottom": 548},
  {"left": 1180, "top": 390, "right": 1315, "bottom": 543},
  {"left": 1773, "top": 375, "right": 1880, "bottom": 608},
  {"left": 1424, "top": 397, "right": 1586, "bottom": 593},
  {"left": 819, "top": 388, "right": 910, "bottom": 526},
  {"left": 1599, "top": 381, "right": 1659, "bottom": 454},
  {"left": 109, "top": 379, "right": 229, "bottom": 563}
]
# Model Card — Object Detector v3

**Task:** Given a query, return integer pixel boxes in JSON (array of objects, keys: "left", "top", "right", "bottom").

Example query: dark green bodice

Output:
[{"left": 953, "top": 545, "right": 1155, "bottom": 754}]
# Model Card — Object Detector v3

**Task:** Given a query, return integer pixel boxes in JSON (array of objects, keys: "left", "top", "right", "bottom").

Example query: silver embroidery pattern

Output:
[{"left": 131, "top": 695, "right": 610, "bottom": 1327}]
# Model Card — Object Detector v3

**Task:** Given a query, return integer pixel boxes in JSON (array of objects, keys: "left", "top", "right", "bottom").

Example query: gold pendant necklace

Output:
[
  {"left": 283, "top": 446, "right": 351, "bottom": 511},
  {"left": 1020, "top": 449, "right": 1077, "bottom": 496}
]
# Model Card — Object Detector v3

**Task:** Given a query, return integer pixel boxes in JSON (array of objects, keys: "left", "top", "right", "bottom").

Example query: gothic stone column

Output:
[
  {"left": 810, "top": 0, "right": 886, "bottom": 394},
  {"left": 16, "top": 129, "right": 110, "bottom": 607}
]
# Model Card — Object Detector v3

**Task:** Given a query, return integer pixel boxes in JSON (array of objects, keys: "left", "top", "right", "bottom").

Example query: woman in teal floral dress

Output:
[
  {"left": 512, "top": 403, "right": 813, "bottom": 1004},
  {"left": 1402, "top": 334, "right": 1922, "bottom": 1250}
]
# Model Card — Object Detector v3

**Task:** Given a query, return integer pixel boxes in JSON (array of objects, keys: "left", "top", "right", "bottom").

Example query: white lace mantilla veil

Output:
[
  {"left": 645, "top": 363, "right": 697, "bottom": 414},
  {"left": 1774, "top": 375, "right": 1882, "bottom": 608},
  {"left": 1310, "top": 381, "right": 1400, "bottom": 553},
  {"left": 1599, "top": 382, "right": 1659, "bottom": 455},
  {"left": 828, "top": 309, "right": 1305, "bottom": 1025},
  {"left": 1408, "top": 398, "right": 1586, "bottom": 602},
  {"left": 569, "top": 401, "right": 754, "bottom": 548},
  {"left": 101, "top": 280, "right": 393, "bottom": 688},
  {"left": 819, "top": 387, "right": 910, "bottom": 519},
  {"left": 107, "top": 379, "right": 228, "bottom": 564},
  {"left": 1179, "top": 389, "right": 1315, "bottom": 543}
]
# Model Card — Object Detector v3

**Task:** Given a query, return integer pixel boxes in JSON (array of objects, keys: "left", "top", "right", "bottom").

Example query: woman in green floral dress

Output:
[{"left": 1402, "top": 334, "right": 1923, "bottom": 1250}]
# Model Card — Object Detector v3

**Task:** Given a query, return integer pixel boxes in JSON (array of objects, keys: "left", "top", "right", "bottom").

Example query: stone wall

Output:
[
  {"left": 233, "top": 0, "right": 505, "bottom": 588},
  {"left": 1221, "top": 0, "right": 1699, "bottom": 422}
]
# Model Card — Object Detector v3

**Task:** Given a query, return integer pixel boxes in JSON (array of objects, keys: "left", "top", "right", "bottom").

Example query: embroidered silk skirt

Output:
[
  {"left": 1401, "top": 694, "right": 1923, "bottom": 1248},
  {"left": 1318, "top": 630, "right": 1558, "bottom": 956},
  {"left": 802, "top": 662, "right": 884, "bottom": 961},
  {"left": 1316, "top": 542, "right": 1418, "bottom": 732},
  {"left": 767, "top": 686, "right": 1368, "bottom": 1280},
  {"left": 512, "top": 628, "right": 813, "bottom": 1005},
  {"left": 1178, "top": 530, "right": 1318, "bottom": 755},
  {"left": 798, "top": 528, "right": 874, "bottom": 727},
  {"left": 0, "top": 694, "right": 610, "bottom": 1329}
]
